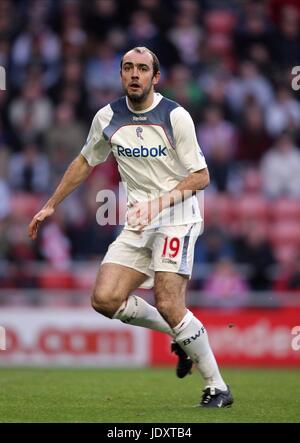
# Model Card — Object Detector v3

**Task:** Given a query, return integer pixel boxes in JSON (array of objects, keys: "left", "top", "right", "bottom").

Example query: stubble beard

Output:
[{"left": 125, "top": 82, "right": 153, "bottom": 103}]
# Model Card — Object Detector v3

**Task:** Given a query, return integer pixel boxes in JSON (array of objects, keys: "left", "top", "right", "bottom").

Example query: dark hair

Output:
[{"left": 120, "top": 47, "right": 160, "bottom": 76}]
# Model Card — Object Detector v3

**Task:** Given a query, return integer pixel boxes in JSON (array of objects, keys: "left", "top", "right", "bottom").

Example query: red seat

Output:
[
  {"left": 232, "top": 195, "right": 270, "bottom": 221},
  {"left": 39, "top": 270, "right": 74, "bottom": 289},
  {"left": 274, "top": 244, "right": 298, "bottom": 266},
  {"left": 270, "top": 199, "right": 300, "bottom": 222},
  {"left": 73, "top": 266, "right": 98, "bottom": 290},
  {"left": 203, "top": 193, "right": 233, "bottom": 225},
  {"left": 11, "top": 192, "right": 43, "bottom": 218},
  {"left": 205, "top": 10, "right": 236, "bottom": 34},
  {"left": 269, "top": 222, "right": 300, "bottom": 247}
]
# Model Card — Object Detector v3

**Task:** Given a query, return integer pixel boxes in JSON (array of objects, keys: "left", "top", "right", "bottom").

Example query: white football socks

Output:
[
  {"left": 173, "top": 310, "right": 227, "bottom": 391},
  {"left": 113, "top": 295, "right": 175, "bottom": 337},
  {"left": 113, "top": 296, "right": 226, "bottom": 390}
]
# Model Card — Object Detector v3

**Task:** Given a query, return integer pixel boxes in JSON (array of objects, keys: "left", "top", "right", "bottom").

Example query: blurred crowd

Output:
[{"left": 0, "top": 0, "right": 300, "bottom": 299}]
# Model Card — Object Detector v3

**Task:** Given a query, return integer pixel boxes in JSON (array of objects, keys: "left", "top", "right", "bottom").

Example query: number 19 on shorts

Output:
[{"left": 162, "top": 237, "right": 180, "bottom": 258}]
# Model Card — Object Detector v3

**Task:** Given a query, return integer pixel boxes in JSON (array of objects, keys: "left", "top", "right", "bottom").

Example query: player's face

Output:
[{"left": 121, "top": 51, "right": 160, "bottom": 104}]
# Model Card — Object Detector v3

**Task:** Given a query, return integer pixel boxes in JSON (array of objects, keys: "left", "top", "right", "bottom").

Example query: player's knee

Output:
[
  {"left": 91, "top": 289, "right": 119, "bottom": 318},
  {"left": 91, "top": 295, "right": 111, "bottom": 318}
]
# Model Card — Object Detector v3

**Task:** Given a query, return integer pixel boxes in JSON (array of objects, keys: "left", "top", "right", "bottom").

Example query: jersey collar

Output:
[{"left": 126, "top": 93, "right": 163, "bottom": 114}]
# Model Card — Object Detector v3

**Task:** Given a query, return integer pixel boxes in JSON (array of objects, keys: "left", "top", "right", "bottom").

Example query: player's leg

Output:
[
  {"left": 92, "top": 228, "right": 175, "bottom": 334},
  {"left": 91, "top": 262, "right": 146, "bottom": 318},
  {"left": 154, "top": 271, "right": 187, "bottom": 328},
  {"left": 154, "top": 271, "right": 233, "bottom": 407},
  {"left": 156, "top": 272, "right": 227, "bottom": 390},
  {"left": 152, "top": 223, "right": 233, "bottom": 406},
  {"left": 92, "top": 228, "right": 190, "bottom": 377},
  {"left": 154, "top": 270, "right": 226, "bottom": 386},
  {"left": 153, "top": 271, "right": 193, "bottom": 377},
  {"left": 92, "top": 262, "right": 174, "bottom": 336}
]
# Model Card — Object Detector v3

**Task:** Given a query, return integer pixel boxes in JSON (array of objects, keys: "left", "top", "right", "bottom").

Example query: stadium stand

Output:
[{"left": 0, "top": 0, "right": 299, "bottom": 305}]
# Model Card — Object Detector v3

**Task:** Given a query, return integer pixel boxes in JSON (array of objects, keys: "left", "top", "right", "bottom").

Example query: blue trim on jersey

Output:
[
  {"left": 178, "top": 225, "right": 193, "bottom": 275},
  {"left": 102, "top": 96, "right": 180, "bottom": 148}
]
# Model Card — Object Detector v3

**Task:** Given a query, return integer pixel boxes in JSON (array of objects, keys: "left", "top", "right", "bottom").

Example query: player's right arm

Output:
[{"left": 28, "top": 154, "right": 93, "bottom": 240}]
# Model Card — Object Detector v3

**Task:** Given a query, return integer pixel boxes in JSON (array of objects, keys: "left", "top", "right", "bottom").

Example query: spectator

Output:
[
  {"left": 39, "top": 215, "right": 71, "bottom": 270},
  {"left": 127, "top": 9, "right": 179, "bottom": 69},
  {"left": 8, "top": 144, "right": 50, "bottom": 193},
  {"left": 127, "top": 10, "right": 158, "bottom": 49},
  {"left": 85, "top": 41, "right": 121, "bottom": 93},
  {"left": 203, "top": 258, "right": 249, "bottom": 306},
  {"left": 265, "top": 85, "right": 300, "bottom": 137},
  {"left": 10, "top": 22, "right": 61, "bottom": 89},
  {"left": 271, "top": 5, "right": 300, "bottom": 68},
  {"left": 9, "top": 79, "right": 53, "bottom": 143},
  {"left": 82, "top": 0, "right": 124, "bottom": 40},
  {"left": 50, "top": 58, "right": 86, "bottom": 117},
  {"left": 195, "top": 217, "right": 234, "bottom": 264},
  {"left": 167, "top": 5, "right": 202, "bottom": 66},
  {"left": 260, "top": 131, "right": 300, "bottom": 198},
  {"left": 197, "top": 70, "right": 233, "bottom": 121},
  {"left": 0, "top": 179, "right": 10, "bottom": 220},
  {"left": 44, "top": 102, "right": 87, "bottom": 178},
  {"left": 197, "top": 105, "right": 237, "bottom": 160},
  {"left": 207, "top": 144, "right": 239, "bottom": 193},
  {"left": 286, "top": 256, "right": 300, "bottom": 293},
  {"left": 234, "top": 5, "right": 272, "bottom": 62},
  {"left": 237, "top": 102, "right": 273, "bottom": 163},
  {"left": 162, "top": 64, "right": 204, "bottom": 112},
  {"left": 226, "top": 60, "right": 273, "bottom": 113},
  {"left": 274, "top": 255, "right": 300, "bottom": 294},
  {"left": 234, "top": 221, "right": 276, "bottom": 290}
]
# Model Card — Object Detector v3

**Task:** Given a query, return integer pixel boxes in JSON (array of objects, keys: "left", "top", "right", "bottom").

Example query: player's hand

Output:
[
  {"left": 28, "top": 207, "right": 55, "bottom": 240},
  {"left": 127, "top": 198, "right": 160, "bottom": 231}
]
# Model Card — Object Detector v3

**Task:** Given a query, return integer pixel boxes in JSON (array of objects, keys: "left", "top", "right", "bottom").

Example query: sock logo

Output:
[
  {"left": 122, "top": 313, "right": 136, "bottom": 324},
  {"left": 182, "top": 327, "right": 205, "bottom": 346}
]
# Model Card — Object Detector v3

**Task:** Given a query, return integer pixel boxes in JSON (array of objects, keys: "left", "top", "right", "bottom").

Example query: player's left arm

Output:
[
  {"left": 127, "top": 107, "right": 209, "bottom": 229},
  {"left": 159, "top": 166, "right": 209, "bottom": 211},
  {"left": 159, "top": 105, "right": 209, "bottom": 209},
  {"left": 127, "top": 167, "right": 209, "bottom": 229}
]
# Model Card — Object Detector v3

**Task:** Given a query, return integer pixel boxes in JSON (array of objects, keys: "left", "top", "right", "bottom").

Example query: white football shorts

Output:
[{"left": 101, "top": 222, "right": 202, "bottom": 288}]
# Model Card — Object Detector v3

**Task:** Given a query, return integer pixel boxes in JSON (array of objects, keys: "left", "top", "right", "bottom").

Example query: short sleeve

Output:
[
  {"left": 170, "top": 107, "right": 207, "bottom": 173},
  {"left": 81, "top": 107, "right": 112, "bottom": 166}
]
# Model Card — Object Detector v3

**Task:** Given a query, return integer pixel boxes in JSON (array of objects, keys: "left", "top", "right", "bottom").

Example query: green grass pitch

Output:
[{"left": 1, "top": 367, "right": 299, "bottom": 423}]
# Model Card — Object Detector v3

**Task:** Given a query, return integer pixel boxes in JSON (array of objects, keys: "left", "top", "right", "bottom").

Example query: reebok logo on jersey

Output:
[
  {"left": 132, "top": 116, "right": 147, "bottom": 121},
  {"left": 117, "top": 145, "right": 167, "bottom": 158}
]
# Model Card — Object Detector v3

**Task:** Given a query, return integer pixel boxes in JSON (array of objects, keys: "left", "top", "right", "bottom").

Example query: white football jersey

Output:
[{"left": 81, "top": 93, "right": 207, "bottom": 229}]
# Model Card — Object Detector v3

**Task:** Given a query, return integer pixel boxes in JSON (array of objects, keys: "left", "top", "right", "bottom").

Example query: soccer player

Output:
[{"left": 28, "top": 47, "right": 233, "bottom": 408}]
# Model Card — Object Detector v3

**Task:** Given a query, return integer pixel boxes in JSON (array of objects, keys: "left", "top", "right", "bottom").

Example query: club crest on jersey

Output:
[{"left": 136, "top": 127, "right": 144, "bottom": 140}]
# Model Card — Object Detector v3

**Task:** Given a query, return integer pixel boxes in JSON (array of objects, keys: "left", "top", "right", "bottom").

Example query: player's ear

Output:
[{"left": 152, "top": 71, "right": 160, "bottom": 86}]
